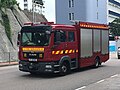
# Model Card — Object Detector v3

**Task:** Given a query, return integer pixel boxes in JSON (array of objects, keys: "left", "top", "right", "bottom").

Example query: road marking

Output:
[
  {"left": 75, "top": 74, "right": 120, "bottom": 90},
  {"left": 96, "top": 79, "right": 105, "bottom": 84},
  {"left": 111, "top": 74, "right": 118, "bottom": 78},
  {"left": 75, "top": 86, "right": 86, "bottom": 90}
]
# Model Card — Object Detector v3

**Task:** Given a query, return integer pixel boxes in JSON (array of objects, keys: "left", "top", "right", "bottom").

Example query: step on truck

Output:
[{"left": 18, "top": 21, "right": 109, "bottom": 75}]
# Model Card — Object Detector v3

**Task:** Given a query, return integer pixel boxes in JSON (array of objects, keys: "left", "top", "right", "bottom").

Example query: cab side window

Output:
[
  {"left": 54, "top": 30, "right": 66, "bottom": 43},
  {"left": 68, "top": 32, "right": 75, "bottom": 42}
]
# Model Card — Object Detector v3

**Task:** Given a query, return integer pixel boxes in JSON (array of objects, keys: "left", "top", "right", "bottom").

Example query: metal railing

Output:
[{"left": 0, "top": 52, "right": 18, "bottom": 63}]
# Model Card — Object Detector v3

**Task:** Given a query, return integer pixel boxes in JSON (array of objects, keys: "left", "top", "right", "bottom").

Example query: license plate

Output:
[{"left": 29, "top": 59, "right": 37, "bottom": 61}]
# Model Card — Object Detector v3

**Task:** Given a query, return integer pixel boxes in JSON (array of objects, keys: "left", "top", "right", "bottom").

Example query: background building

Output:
[
  {"left": 17, "top": 0, "right": 120, "bottom": 24},
  {"left": 108, "top": 0, "right": 120, "bottom": 23},
  {"left": 24, "top": 0, "right": 28, "bottom": 10},
  {"left": 108, "top": 0, "right": 120, "bottom": 52},
  {"left": 17, "top": 0, "right": 55, "bottom": 22},
  {"left": 56, "top": 0, "right": 107, "bottom": 24}
]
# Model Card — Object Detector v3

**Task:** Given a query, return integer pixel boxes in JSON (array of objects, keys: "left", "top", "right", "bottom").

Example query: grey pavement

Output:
[
  {"left": 79, "top": 52, "right": 120, "bottom": 90},
  {"left": 0, "top": 52, "right": 120, "bottom": 90},
  {"left": 0, "top": 61, "right": 18, "bottom": 67},
  {"left": 80, "top": 74, "right": 120, "bottom": 90}
]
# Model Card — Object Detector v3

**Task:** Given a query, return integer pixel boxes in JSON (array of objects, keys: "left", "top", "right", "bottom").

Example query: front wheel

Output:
[
  {"left": 60, "top": 62, "right": 70, "bottom": 76},
  {"left": 29, "top": 72, "right": 37, "bottom": 75}
]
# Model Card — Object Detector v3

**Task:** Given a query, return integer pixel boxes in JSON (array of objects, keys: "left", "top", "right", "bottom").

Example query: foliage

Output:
[
  {"left": 0, "top": 0, "right": 17, "bottom": 10},
  {"left": 109, "top": 18, "right": 120, "bottom": 36},
  {"left": 0, "top": 0, "right": 17, "bottom": 45},
  {"left": 17, "top": 3, "right": 21, "bottom": 11},
  {"left": 0, "top": 19, "right": 3, "bottom": 26},
  {"left": 1, "top": 10, "right": 12, "bottom": 44}
]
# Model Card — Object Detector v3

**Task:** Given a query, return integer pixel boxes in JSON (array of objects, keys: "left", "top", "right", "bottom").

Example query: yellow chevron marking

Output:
[
  {"left": 73, "top": 50, "right": 75, "bottom": 53},
  {"left": 56, "top": 51, "right": 60, "bottom": 54},
  {"left": 76, "top": 50, "right": 78, "bottom": 53},
  {"left": 52, "top": 51, "right": 55, "bottom": 54},
  {"left": 60, "top": 50, "right": 64, "bottom": 54},
  {"left": 69, "top": 50, "right": 73, "bottom": 53},
  {"left": 52, "top": 49, "right": 78, "bottom": 55},
  {"left": 65, "top": 50, "right": 68, "bottom": 54}
]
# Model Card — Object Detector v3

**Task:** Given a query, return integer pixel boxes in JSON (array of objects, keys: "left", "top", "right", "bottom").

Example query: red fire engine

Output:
[{"left": 18, "top": 21, "right": 109, "bottom": 75}]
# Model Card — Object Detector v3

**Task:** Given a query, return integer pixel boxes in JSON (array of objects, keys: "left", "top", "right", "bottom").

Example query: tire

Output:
[
  {"left": 60, "top": 62, "right": 70, "bottom": 76},
  {"left": 29, "top": 72, "right": 37, "bottom": 75},
  {"left": 118, "top": 55, "right": 120, "bottom": 59},
  {"left": 94, "top": 57, "right": 101, "bottom": 68}
]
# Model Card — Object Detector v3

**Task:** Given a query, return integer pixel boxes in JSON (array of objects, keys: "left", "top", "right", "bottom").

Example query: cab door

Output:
[
  {"left": 67, "top": 31, "right": 78, "bottom": 68},
  {"left": 52, "top": 30, "right": 67, "bottom": 60}
]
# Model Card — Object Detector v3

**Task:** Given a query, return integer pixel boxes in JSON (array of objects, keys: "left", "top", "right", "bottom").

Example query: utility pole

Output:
[
  {"left": 32, "top": 0, "right": 44, "bottom": 23},
  {"left": 32, "top": 0, "right": 35, "bottom": 23}
]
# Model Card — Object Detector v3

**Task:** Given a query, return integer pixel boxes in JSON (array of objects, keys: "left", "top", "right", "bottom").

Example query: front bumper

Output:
[{"left": 19, "top": 60, "right": 60, "bottom": 73}]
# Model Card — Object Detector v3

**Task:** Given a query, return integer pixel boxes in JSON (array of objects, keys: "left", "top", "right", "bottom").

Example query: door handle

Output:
[{"left": 65, "top": 44, "right": 67, "bottom": 47}]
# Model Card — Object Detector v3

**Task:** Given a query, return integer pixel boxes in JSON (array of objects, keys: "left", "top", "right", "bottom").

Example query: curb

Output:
[{"left": 0, "top": 62, "right": 18, "bottom": 67}]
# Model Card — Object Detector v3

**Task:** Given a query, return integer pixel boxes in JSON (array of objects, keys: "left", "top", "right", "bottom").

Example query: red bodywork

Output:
[{"left": 18, "top": 22, "right": 109, "bottom": 73}]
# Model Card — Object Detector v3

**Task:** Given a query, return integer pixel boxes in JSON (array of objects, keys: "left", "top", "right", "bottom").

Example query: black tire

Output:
[
  {"left": 60, "top": 62, "right": 70, "bottom": 76},
  {"left": 29, "top": 72, "right": 37, "bottom": 75},
  {"left": 94, "top": 58, "right": 101, "bottom": 68},
  {"left": 118, "top": 55, "right": 120, "bottom": 59}
]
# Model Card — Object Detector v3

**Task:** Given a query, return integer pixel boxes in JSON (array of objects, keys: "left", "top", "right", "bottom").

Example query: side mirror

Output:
[
  {"left": 51, "top": 30, "right": 55, "bottom": 33},
  {"left": 51, "top": 41, "right": 60, "bottom": 50},
  {"left": 17, "top": 41, "right": 20, "bottom": 46},
  {"left": 45, "top": 31, "right": 51, "bottom": 35},
  {"left": 55, "top": 41, "right": 60, "bottom": 45},
  {"left": 17, "top": 33, "right": 21, "bottom": 46}
]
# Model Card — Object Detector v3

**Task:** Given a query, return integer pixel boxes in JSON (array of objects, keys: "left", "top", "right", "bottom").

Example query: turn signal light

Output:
[{"left": 39, "top": 54, "right": 43, "bottom": 58}]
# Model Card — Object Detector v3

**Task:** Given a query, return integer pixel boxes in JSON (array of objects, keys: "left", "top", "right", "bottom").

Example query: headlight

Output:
[{"left": 23, "top": 53, "right": 27, "bottom": 58}]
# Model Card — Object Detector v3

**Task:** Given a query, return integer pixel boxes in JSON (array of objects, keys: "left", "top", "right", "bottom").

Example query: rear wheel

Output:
[
  {"left": 94, "top": 57, "right": 101, "bottom": 68},
  {"left": 60, "top": 62, "right": 70, "bottom": 76}
]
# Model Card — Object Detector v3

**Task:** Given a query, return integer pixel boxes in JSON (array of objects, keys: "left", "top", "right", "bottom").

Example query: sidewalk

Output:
[
  {"left": 110, "top": 52, "right": 117, "bottom": 59},
  {"left": 0, "top": 61, "right": 18, "bottom": 67}
]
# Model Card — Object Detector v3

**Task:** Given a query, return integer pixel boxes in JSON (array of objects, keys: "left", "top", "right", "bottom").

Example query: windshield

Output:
[{"left": 21, "top": 32, "right": 50, "bottom": 46}]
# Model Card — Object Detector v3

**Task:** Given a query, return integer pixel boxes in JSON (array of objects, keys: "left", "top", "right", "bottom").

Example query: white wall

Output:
[
  {"left": 16, "top": 0, "right": 55, "bottom": 22},
  {"left": 56, "top": 0, "right": 107, "bottom": 24},
  {"left": 108, "top": 0, "right": 120, "bottom": 23}
]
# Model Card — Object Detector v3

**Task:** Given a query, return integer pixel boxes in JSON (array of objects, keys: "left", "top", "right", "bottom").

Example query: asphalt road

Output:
[{"left": 0, "top": 53, "right": 120, "bottom": 90}]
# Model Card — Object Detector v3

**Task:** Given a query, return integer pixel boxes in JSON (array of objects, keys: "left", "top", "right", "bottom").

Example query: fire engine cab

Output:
[{"left": 18, "top": 21, "right": 109, "bottom": 75}]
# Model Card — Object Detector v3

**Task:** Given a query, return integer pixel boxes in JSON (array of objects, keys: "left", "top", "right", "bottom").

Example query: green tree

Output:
[
  {"left": 110, "top": 17, "right": 120, "bottom": 36},
  {"left": 0, "top": 0, "right": 17, "bottom": 45},
  {"left": 0, "top": 0, "right": 17, "bottom": 10}
]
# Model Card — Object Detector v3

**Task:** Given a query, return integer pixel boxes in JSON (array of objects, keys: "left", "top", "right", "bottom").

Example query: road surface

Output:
[{"left": 0, "top": 53, "right": 120, "bottom": 90}]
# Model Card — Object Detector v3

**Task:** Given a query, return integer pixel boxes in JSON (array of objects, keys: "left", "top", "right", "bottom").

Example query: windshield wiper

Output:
[{"left": 25, "top": 33, "right": 31, "bottom": 41}]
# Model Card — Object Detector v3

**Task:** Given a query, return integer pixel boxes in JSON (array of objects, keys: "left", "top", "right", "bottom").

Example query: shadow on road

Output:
[
  {"left": 20, "top": 72, "right": 64, "bottom": 79},
  {"left": 19, "top": 65, "right": 108, "bottom": 79},
  {"left": 71, "top": 64, "right": 107, "bottom": 73}
]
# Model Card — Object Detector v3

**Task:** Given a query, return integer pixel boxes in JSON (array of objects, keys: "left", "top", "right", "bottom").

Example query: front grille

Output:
[{"left": 23, "top": 52, "right": 44, "bottom": 59}]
